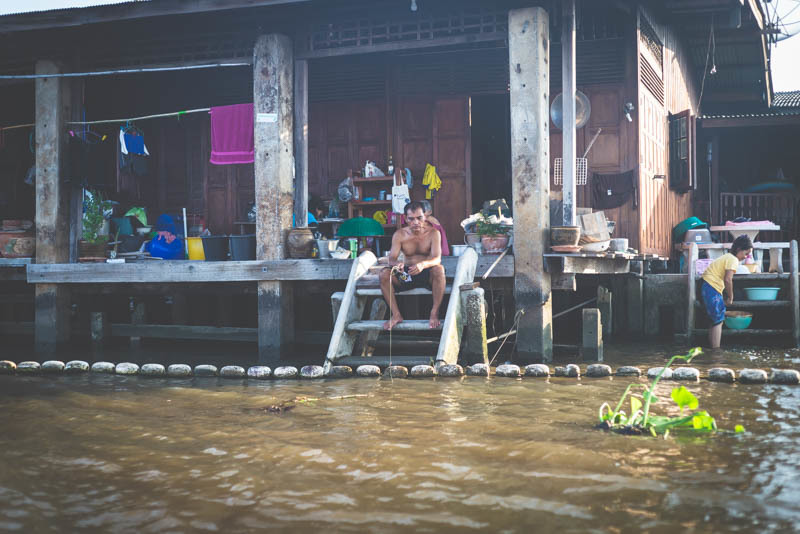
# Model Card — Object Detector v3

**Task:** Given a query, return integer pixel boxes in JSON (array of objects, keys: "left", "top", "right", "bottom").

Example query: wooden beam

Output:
[
  {"left": 435, "top": 247, "right": 478, "bottom": 368},
  {"left": 0, "top": 0, "right": 310, "bottom": 33},
  {"left": 27, "top": 256, "right": 514, "bottom": 283},
  {"left": 111, "top": 323, "right": 257, "bottom": 342},
  {"left": 561, "top": 0, "right": 577, "bottom": 227},
  {"left": 293, "top": 59, "right": 309, "bottom": 229},
  {"left": 34, "top": 59, "right": 71, "bottom": 355},
  {"left": 509, "top": 7, "right": 552, "bottom": 363},
  {"left": 295, "top": 33, "right": 506, "bottom": 60},
  {"left": 545, "top": 256, "right": 631, "bottom": 275},
  {"left": 254, "top": 33, "right": 294, "bottom": 365}
]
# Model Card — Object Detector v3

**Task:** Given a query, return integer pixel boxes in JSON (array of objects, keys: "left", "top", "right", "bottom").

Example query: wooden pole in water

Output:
[
  {"left": 791, "top": 240, "right": 799, "bottom": 348},
  {"left": 254, "top": 34, "right": 295, "bottom": 365},
  {"left": 508, "top": 7, "right": 552, "bottom": 362},
  {"left": 687, "top": 243, "right": 698, "bottom": 341}
]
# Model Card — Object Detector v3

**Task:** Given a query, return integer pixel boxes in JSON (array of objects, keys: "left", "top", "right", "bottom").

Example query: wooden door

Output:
[{"left": 433, "top": 97, "right": 470, "bottom": 245}]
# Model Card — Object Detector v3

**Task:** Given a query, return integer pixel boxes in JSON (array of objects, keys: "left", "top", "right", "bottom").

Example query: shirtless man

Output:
[{"left": 380, "top": 201, "right": 445, "bottom": 330}]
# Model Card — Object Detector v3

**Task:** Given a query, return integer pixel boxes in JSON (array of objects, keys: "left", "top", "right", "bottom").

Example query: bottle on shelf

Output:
[{"left": 387, "top": 156, "right": 394, "bottom": 176}]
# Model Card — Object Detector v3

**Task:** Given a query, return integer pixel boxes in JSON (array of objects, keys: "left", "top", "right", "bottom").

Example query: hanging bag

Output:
[{"left": 391, "top": 169, "right": 411, "bottom": 214}]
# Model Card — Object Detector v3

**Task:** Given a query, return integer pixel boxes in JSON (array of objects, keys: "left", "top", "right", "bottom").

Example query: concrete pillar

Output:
[
  {"left": 508, "top": 8, "right": 553, "bottom": 362},
  {"left": 34, "top": 60, "right": 71, "bottom": 355},
  {"left": 462, "top": 287, "right": 489, "bottom": 365},
  {"left": 582, "top": 308, "right": 603, "bottom": 361},
  {"left": 561, "top": 0, "right": 577, "bottom": 226},
  {"left": 129, "top": 298, "right": 145, "bottom": 348},
  {"left": 293, "top": 59, "right": 309, "bottom": 228},
  {"left": 90, "top": 311, "right": 109, "bottom": 351},
  {"left": 254, "top": 34, "right": 295, "bottom": 365},
  {"left": 597, "top": 285, "right": 612, "bottom": 338}
]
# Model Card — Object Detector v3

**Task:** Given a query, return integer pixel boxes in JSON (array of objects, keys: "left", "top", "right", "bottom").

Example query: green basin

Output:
[
  {"left": 724, "top": 315, "right": 752, "bottom": 330},
  {"left": 743, "top": 287, "right": 779, "bottom": 301}
]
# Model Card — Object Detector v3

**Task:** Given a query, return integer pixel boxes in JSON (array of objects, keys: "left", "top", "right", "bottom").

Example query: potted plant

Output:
[
  {"left": 475, "top": 213, "right": 511, "bottom": 254},
  {"left": 79, "top": 189, "right": 112, "bottom": 259}
]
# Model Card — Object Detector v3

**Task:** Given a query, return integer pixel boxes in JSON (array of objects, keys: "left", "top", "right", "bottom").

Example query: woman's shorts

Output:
[{"left": 701, "top": 280, "right": 725, "bottom": 326}]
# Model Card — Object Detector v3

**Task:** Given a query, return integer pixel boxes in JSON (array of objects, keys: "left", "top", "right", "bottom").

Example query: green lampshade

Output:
[{"left": 337, "top": 217, "right": 385, "bottom": 237}]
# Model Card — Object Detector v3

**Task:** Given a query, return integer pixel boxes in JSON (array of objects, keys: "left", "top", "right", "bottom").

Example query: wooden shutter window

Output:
[{"left": 669, "top": 110, "right": 694, "bottom": 192}]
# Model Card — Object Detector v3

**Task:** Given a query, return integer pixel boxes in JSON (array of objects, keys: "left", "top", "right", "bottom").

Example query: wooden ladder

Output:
[
  {"left": 323, "top": 248, "right": 479, "bottom": 373},
  {"left": 685, "top": 240, "right": 800, "bottom": 346}
]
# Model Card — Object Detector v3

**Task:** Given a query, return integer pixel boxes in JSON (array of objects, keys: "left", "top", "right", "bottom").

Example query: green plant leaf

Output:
[
  {"left": 735, "top": 424, "right": 745, "bottom": 433},
  {"left": 691, "top": 411, "right": 716, "bottom": 431},
  {"left": 630, "top": 396, "right": 642, "bottom": 415},
  {"left": 642, "top": 389, "right": 658, "bottom": 405},
  {"left": 670, "top": 386, "right": 699, "bottom": 413}
]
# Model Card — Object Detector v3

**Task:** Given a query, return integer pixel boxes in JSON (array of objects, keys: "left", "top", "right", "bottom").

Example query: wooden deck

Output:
[{"left": 26, "top": 255, "right": 514, "bottom": 284}]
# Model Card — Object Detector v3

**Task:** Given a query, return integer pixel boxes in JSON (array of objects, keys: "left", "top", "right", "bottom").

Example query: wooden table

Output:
[{"left": 676, "top": 241, "right": 790, "bottom": 273}]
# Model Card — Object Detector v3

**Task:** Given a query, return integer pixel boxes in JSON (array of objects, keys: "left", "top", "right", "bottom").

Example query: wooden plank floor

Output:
[{"left": 27, "top": 256, "right": 514, "bottom": 284}]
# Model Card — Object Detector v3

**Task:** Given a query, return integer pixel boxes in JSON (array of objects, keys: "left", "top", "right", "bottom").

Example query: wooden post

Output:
[
  {"left": 627, "top": 262, "right": 644, "bottom": 335},
  {"left": 294, "top": 58, "right": 308, "bottom": 228},
  {"left": 90, "top": 311, "right": 108, "bottom": 350},
  {"left": 462, "top": 287, "right": 489, "bottom": 365},
  {"left": 561, "top": 0, "right": 577, "bottom": 227},
  {"left": 509, "top": 7, "right": 553, "bottom": 362},
  {"left": 361, "top": 298, "right": 387, "bottom": 357},
  {"left": 791, "top": 240, "right": 799, "bottom": 348},
  {"left": 687, "top": 242, "right": 698, "bottom": 339},
  {"left": 129, "top": 297, "right": 145, "bottom": 348},
  {"left": 254, "top": 34, "right": 295, "bottom": 365},
  {"left": 34, "top": 60, "right": 72, "bottom": 355},
  {"left": 597, "top": 285, "right": 612, "bottom": 338},
  {"left": 582, "top": 308, "right": 603, "bottom": 361},
  {"left": 171, "top": 293, "right": 188, "bottom": 325}
]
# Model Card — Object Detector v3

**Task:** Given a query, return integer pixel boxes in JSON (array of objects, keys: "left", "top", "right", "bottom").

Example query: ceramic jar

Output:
[{"left": 287, "top": 227, "right": 315, "bottom": 258}]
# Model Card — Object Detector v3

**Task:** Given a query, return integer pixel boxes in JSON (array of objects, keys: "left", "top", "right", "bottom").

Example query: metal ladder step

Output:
[{"left": 346, "top": 320, "right": 442, "bottom": 332}]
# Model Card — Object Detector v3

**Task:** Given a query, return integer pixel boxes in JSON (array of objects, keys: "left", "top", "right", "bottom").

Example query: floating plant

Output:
[{"left": 597, "top": 348, "right": 745, "bottom": 438}]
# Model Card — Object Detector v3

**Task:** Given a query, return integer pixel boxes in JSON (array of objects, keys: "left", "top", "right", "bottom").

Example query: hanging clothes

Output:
[
  {"left": 422, "top": 163, "right": 441, "bottom": 200},
  {"left": 119, "top": 128, "right": 150, "bottom": 177},
  {"left": 210, "top": 103, "right": 254, "bottom": 165},
  {"left": 591, "top": 169, "right": 637, "bottom": 210}
]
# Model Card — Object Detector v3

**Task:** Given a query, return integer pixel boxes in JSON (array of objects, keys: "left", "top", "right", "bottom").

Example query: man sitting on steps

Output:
[{"left": 380, "top": 201, "right": 445, "bottom": 330}]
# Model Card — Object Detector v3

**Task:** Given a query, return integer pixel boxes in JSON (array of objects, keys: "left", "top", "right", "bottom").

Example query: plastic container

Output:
[
  {"left": 187, "top": 237, "right": 205, "bottom": 260},
  {"left": 229, "top": 234, "right": 256, "bottom": 261},
  {"left": 743, "top": 287, "right": 779, "bottom": 301},
  {"left": 201, "top": 235, "right": 229, "bottom": 261},
  {"left": 724, "top": 312, "right": 752, "bottom": 330}
]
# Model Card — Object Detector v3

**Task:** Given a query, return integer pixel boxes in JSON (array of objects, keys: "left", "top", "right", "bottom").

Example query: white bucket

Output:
[{"left": 452, "top": 244, "right": 470, "bottom": 257}]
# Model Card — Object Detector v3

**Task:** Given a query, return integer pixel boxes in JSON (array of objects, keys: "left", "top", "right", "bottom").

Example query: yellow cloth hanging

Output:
[{"left": 422, "top": 163, "right": 442, "bottom": 200}]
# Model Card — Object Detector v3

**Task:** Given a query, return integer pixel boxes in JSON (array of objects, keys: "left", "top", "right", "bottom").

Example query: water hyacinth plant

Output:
[{"left": 597, "top": 348, "right": 745, "bottom": 437}]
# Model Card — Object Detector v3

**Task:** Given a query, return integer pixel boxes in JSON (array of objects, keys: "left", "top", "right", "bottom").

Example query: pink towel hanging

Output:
[{"left": 210, "top": 103, "right": 254, "bottom": 165}]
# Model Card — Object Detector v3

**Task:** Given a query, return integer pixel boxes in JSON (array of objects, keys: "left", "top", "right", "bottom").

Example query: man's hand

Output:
[
  {"left": 725, "top": 295, "right": 733, "bottom": 305},
  {"left": 408, "top": 262, "right": 424, "bottom": 275}
]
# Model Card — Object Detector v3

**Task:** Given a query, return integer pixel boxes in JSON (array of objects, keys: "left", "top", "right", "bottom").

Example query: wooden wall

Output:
[{"left": 637, "top": 6, "right": 698, "bottom": 256}]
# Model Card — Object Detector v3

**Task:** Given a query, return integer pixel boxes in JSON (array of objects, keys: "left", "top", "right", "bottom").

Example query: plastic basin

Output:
[
  {"left": 743, "top": 287, "right": 779, "bottom": 301},
  {"left": 201, "top": 236, "right": 229, "bottom": 261},
  {"left": 229, "top": 234, "right": 256, "bottom": 261},
  {"left": 187, "top": 237, "right": 205, "bottom": 260},
  {"left": 724, "top": 314, "right": 752, "bottom": 330}
]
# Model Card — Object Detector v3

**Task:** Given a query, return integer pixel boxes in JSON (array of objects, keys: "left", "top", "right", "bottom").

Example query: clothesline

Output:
[
  {"left": 0, "top": 62, "right": 251, "bottom": 80},
  {"left": 0, "top": 107, "right": 214, "bottom": 132}
]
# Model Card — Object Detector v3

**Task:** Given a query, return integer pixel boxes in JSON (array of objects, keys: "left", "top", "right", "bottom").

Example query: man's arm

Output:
[
  {"left": 408, "top": 229, "right": 442, "bottom": 275},
  {"left": 385, "top": 230, "right": 404, "bottom": 267},
  {"left": 724, "top": 269, "right": 735, "bottom": 304}
]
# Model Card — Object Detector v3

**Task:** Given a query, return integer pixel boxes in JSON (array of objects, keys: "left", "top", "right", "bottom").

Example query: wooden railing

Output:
[{"left": 720, "top": 192, "right": 800, "bottom": 242}]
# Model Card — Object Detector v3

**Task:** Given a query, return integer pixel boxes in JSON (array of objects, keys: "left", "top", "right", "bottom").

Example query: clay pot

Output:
[
  {"left": 0, "top": 232, "right": 35, "bottom": 258},
  {"left": 550, "top": 226, "right": 581, "bottom": 246},
  {"left": 481, "top": 234, "right": 509, "bottom": 254},
  {"left": 287, "top": 227, "right": 315, "bottom": 258}
]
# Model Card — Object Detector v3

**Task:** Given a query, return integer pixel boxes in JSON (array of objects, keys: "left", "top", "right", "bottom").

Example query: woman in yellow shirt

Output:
[{"left": 700, "top": 235, "right": 753, "bottom": 348}]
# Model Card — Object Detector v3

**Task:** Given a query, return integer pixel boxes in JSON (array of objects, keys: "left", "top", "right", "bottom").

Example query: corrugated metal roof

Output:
[
  {"left": 774, "top": 91, "right": 800, "bottom": 108},
  {"left": 701, "top": 91, "right": 800, "bottom": 119},
  {"left": 0, "top": 1, "right": 147, "bottom": 17}
]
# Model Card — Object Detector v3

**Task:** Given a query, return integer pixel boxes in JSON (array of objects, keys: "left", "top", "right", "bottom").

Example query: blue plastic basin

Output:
[
  {"left": 743, "top": 287, "right": 779, "bottom": 301},
  {"left": 724, "top": 314, "right": 752, "bottom": 330}
]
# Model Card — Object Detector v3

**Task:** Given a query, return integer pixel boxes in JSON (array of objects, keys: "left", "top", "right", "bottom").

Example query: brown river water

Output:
[{"left": 1, "top": 343, "right": 800, "bottom": 532}]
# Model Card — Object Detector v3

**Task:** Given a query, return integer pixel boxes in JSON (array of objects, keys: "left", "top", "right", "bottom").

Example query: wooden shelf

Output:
[
  {"left": 352, "top": 200, "right": 392, "bottom": 206},
  {"left": 353, "top": 176, "right": 394, "bottom": 183},
  {"left": 733, "top": 273, "right": 790, "bottom": 280},
  {"left": 695, "top": 300, "right": 790, "bottom": 308},
  {"left": 693, "top": 329, "right": 791, "bottom": 336}
]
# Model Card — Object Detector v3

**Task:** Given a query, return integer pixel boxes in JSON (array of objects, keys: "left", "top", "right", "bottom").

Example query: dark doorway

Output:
[{"left": 470, "top": 94, "right": 511, "bottom": 212}]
